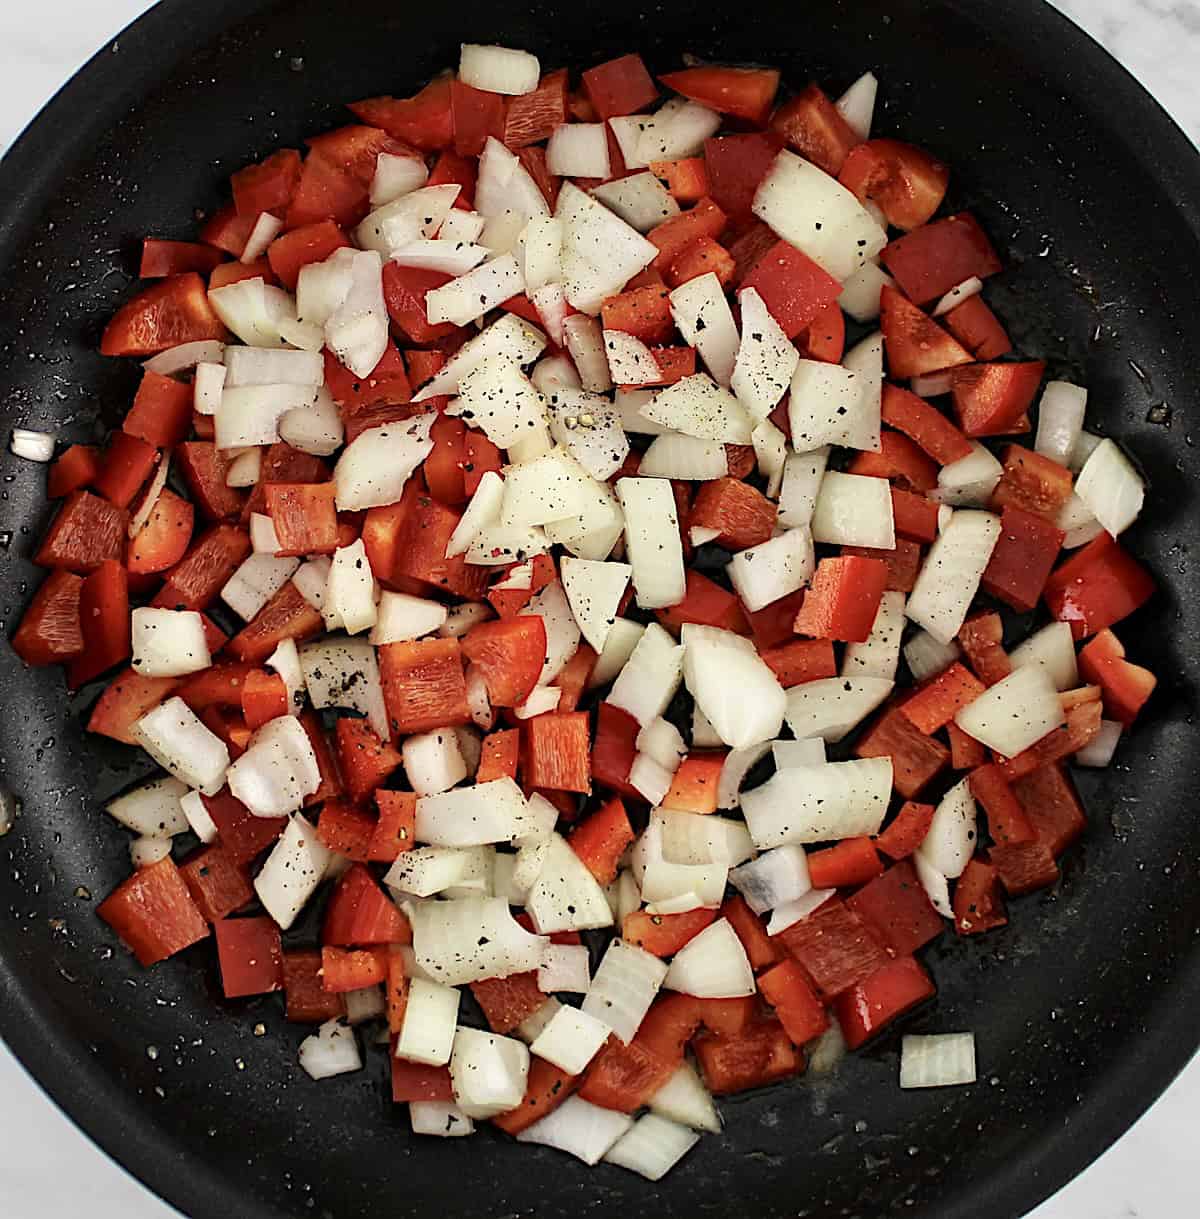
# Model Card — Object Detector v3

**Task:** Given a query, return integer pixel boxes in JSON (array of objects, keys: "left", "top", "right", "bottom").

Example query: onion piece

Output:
[
  {"left": 637, "top": 718, "right": 686, "bottom": 773},
  {"left": 668, "top": 275, "right": 740, "bottom": 388},
  {"left": 298, "top": 1019, "right": 362, "bottom": 1081},
  {"left": 630, "top": 819, "right": 729, "bottom": 909},
  {"left": 1056, "top": 491, "right": 1104, "bottom": 549},
  {"left": 589, "top": 618, "right": 647, "bottom": 690},
  {"left": 370, "top": 591, "right": 449, "bottom": 644},
  {"left": 1034, "top": 380, "right": 1087, "bottom": 465},
  {"left": 630, "top": 752, "right": 674, "bottom": 804},
  {"left": 904, "top": 630, "right": 961, "bottom": 682},
  {"left": 1074, "top": 437, "right": 1144, "bottom": 536},
  {"left": 409, "top": 897, "right": 546, "bottom": 986},
  {"left": 208, "top": 277, "right": 295, "bottom": 348},
  {"left": 835, "top": 71, "right": 878, "bottom": 140},
  {"left": 426, "top": 253, "right": 525, "bottom": 327},
  {"left": 500, "top": 446, "right": 608, "bottom": 529},
  {"left": 838, "top": 262, "right": 894, "bottom": 323},
  {"left": 953, "top": 664, "right": 1065, "bottom": 757},
  {"left": 240, "top": 211, "right": 284, "bottom": 263},
  {"left": 298, "top": 638, "right": 388, "bottom": 736},
  {"left": 557, "top": 181, "right": 658, "bottom": 314},
  {"left": 615, "top": 477, "right": 687, "bottom": 609},
  {"left": 729, "top": 845, "right": 811, "bottom": 915},
  {"left": 790, "top": 359, "right": 880, "bottom": 453},
  {"left": 449, "top": 1027, "right": 530, "bottom": 1119},
  {"left": 843, "top": 590, "right": 906, "bottom": 680},
  {"left": 613, "top": 386, "right": 669, "bottom": 435},
  {"left": 656, "top": 809, "right": 754, "bottom": 867},
  {"left": 591, "top": 172, "right": 679, "bottom": 233},
  {"left": 537, "top": 942, "right": 592, "bottom": 995},
  {"left": 777, "top": 447, "right": 830, "bottom": 529},
  {"left": 527, "top": 833, "right": 616, "bottom": 933},
  {"left": 682, "top": 624, "right": 786, "bottom": 748},
  {"left": 410, "top": 1101, "right": 475, "bottom": 1138},
  {"left": 636, "top": 98, "right": 722, "bottom": 162},
  {"left": 415, "top": 777, "right": 533, "bottom": 846},
  {"left": 105, "top": 775, "right": 189, "bottom": 837},
  {"left": 193, "top": 361, "right": 227, "bottom": 415},
  {"left": 1008, "top": 620, "right": 1078, "bottom": 691},
  {"left": 226, "top": 349, "right": 323, "bottom": 393},
  {"left": 906, "top": 509, "right": 1002, "bottom": 644},
  {"left": 1070, "top": 429, "right": 1104, "bottom": 473},
  {"left": 604, "top": 1113, "right": 700, "bottom": 1181},
  {"left": 741, "top": 757, "right": 894, "bottom": 848},
  {"left": 224, "top": 448, "right": 262, "bottom": 488},
  {"left": 458, "top": 43, "right": 540, "bottom": 94},
  {"left": 607, "top": 622, "right": 685, "bottom": 726},
  {"left": 784, "top": 675, "right": 894, "bottom": 743},
  {"left": 135, "top": 698, "right": 229, "bottom": 795},
  {"left": 644, "top": 373, "right": 753, "bottom": 443},
  {"left": 603, "top": 330, "right": 661, "bottom": 386},
  {"left": 128, "top": 452, "right": 170, "bottom": 540},
  {"left": 355, "top": 184, "right": 462, "bottom": 256},
  {"left": 130, "top": 607, "right": 211, "bottom": 677},
  {"left": 254, "top": 813, "right": 330, "bottom": 929},
  {"left": 772, "top": 738, "right": 827, "bottom": 768},
  {"left": 752, "top": 418, "right": 788, "bottom": 497},
  {"left": 397, "top": 977, "right": 461, "bottom": 1065},
  {"left": 663, "top": 918, "right": 754, "bottom": 998},
  {"left": 216, "top": 383, "right": 319, "bottom": 449},
  {"left": 466, "top": 525, "right": 550, "bottom": 566},
  {"left": 731, "top": 287, "right": 800, "bottom": 421},
  {"left": 717, "top": 742, "right": 773, "bottom": 810},
  {"left": 639, "top": 433, "right": 728, "bottom": 481},
  {"left": 649, "top": 1060, "right": 721, "bottom": 1133},
  {"left": 516, "top": 1096, "right": 633, "bottom": 1165},
  {"left": 385, "top": 846, "right": 482, "bottom": 898},
  {"left": 933, "top": 442, "right": 1003, "bottom": 507},
  {"left": 607, "top": 115, "right": 654, "bottom": 170},
  {"left": 130, "top": 835, "right": 172, "bottom": 868},
  {"left": 326, "top": 539, "right": 378, "bottom": 635},
  {"left": 145, "top": 339, "right": 225, "bottom": 376},
  {"left": 475, "top": 137, "right": 551, "bottom": 226},
  {"left": 519, "top": 579, "right": 581, "bottom": 685},
  {"left": 561, "top": 557, "right": 632, "bottom": 653},
  {"left": 690, "top": 525, "right": 721, "bottom": 547},
  {"left": 727, "top": 526, "right": 814, "bottom": 613},
  {"left": 1076, "top": 718, "right": 1123, "bottom": 767},
  {"left": 531, "top": 1005, "right": 609, "bottom": 1075},
  {"left": 561, "top": 314, "right": 613, "bottom": 392},
  {"left": 278, "top": 386, "right": 343, "bottom": 457},
  {"left": 227, "top": 715, "right": 321, "bottom": 817},
  {"left": 403, "top": 729, "right": 467, "bottom": 797},
  {"left": 911, "top": 370, "right": 955, "bottom": 398},
  {"left": 388, "top": 239, "right": 489, "bottom": 275},
  {"left": 440, "top": 602, "right": 493, "bottom": 638},
  {"left": 916, "top": 777, "right": 976, "bottom": 879},
  {"left": 547, "top": 122, "right": 611, "bottom": 178},
  {"left": 265, "top": 637, "right": 304, "bottom": 716},
  {"left": 334, "top": 413, "right": 435, "bottom": 511},
  {"left": 932, "top": 276, "right": 983, "bottom": 317},
  {"left": 181, "top": 793, "right": 218, "bottom": 843},
  {"left": 451, "top": 355, "right": 548, "bottom": 447},
  {"left": 370, "top": 150, "right": 429, "bottom": 206},
  {"left": 765, "top": 888, "right": 838, "bottom": 936},
  {"left": 900, "top": 1033, "right": 976, "bottom": 1089},
  {"left": 438, "top": 208, "right": 486, "bottom": 245},
  {"left": 582, "top": 938, "right": 669, "bottom": 1041},
  {"left": 10, "top": 428, "right": 55, "bottom": 462},
  {"left": 522, "top": 216, "right": 563, "bottom": 293}
]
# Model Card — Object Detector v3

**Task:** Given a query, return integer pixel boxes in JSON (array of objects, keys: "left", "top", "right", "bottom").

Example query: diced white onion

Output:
[
  {"left": 777, "top": 447, "right": 830, "bottom": 529},
  {"left": 516, "top": 1097, "right": 633, "bottom": 1165},
  {"left": 145, "top": 339, "right": 225, "bottom": 376},
  {"left": 663, "top": 918, "right": 754, "bottom": 998},
  {"left": 397, "top": 977, "right": 461, "bottom": 1065},
  {"left": 407, "top": 897, "right": 546, "bottom": 986},
  {"left": 765, "top": 888, "right": 838, "bottom": 936},
  {"left": 732, "top": 286, "right": 800, "bottom": 421},
  {"left": 900, "top": 1033, "right": 976, "bottom": 1089},
  {"left": 537, "top": 943, "right": 592, "bottom": 996},
  {"left": 682, "top": 624, "right": 786, "bottom": 749},
  {"left": 589, "top": 618, "right": 647, "bottom": 690},
  {"left": 729, "top": 845, "right": 812, "bottom": 915},
  {"left": 409, "top": 1101, "right": 475, "bottom": 1138},
  {"left": 449, "top": 1026, "right": 530, "bottom": 1119},
  {"left": 639, "top": 433, "right": 729, "bottom": 481},
  {"left": 227, "top": 715, "right": 321, "bottom": 818},
  {"left": 838, "top": 262, "right": 893, "bottom": 323},
  {"left": 772, "top": 738, "right": 826, "bottom": 768},
  {"left": 134, "top": 698, "right": 229, "bottom": 796},
  {"left": 835, "top": 71, "right": 878, "bottom": 140},
  {"left": 299, "top": 1019, "right": 362, "bottom": 1080},
  {"left": 916, "top": 777, "right": 976, "bottom": 879},
  {"left": 459, "top": 43, "right": 540, "bottom": 95},
  {"left": 416, "top": 777, "right": 533, "bottom": 846},
  {"left": 531, "top": 1005, "right": 609, "bottom": 1075},
  {"left": 370, "top": 591, "right": 449, "bottom": 644},
  {"left": 668, "top": 276, "right": 740, "bottom": 388},
  {"left": 11, "top": 429, "right": 55, "bottom": 462},
  {"left": 130, "top": 607, "right": 211, "bottom": 677},
  {"left": 648, "top": 1060, "right": 721, "bottom": 1133},
  {"left": 106, "top": 776, "right": 190, "bottom": 837},
  {"left": 592, "top": 172, "right": 679, "bottom": 233},
  {"left": 843, "top": 590, "right": 905, "bottom": 680},
  {"left": 717, "top": 742, "right": 773, "bottom": 810},
  {"left": 253, "top": 813, "right": 330, "bottom": 929},
  {"left": 526, "top": 833, "right": 614, "bottom": 933},
  {"left": 615, "top": 477, "right": 687, "bottom": 610},
  {"left": 783, "top": 676, "right": 894, "bottom": 742},
  {"left": 906, "top": 509, "right": 1002, "bottom": 644},
  {"left": 933, "top": 442, "right": 1003, "bottom": 507},
  {"left": 221, "top": 553, "right": 300, "bottom": 621},
  {"left": 298, "top": 638, "right": 388, "bottom": 736},
  {"left": 932, "top": 277, "right": 983, "bottom": 317},
  {"left": 1008, "top": 621, "right": 1078, "bottom": 691},
  {"left": 333, "top": 413, "right": 436, "bottom": 511},
  {"left": 1034, "top": 381, "right": 1087, "bottom": 466},
  {"left": 790, "top": 360, "right": 880, "bottom": 454},
  {"left": 604, "top": 1113, "right": 700, "bottom": 1181},
  {"left": 953, "top": 664, "right": 1065, "bottom": 757},
  {"left": 904, "top": 630, "right": 961, "bottom": 682},
  {"left": 1076, "top": 719, "right": 1122, "bottom": 767},
  {"left": 1074, "top": 437, "right": 1144, "bottom": 536},
  {"left": 727, "top": 527, "right": 814, "bottom": 613}
]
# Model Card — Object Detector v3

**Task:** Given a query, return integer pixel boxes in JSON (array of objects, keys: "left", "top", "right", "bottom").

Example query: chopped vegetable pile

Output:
[{"left": 9, "top": 41, "right": 1159, "bottom": 1179}]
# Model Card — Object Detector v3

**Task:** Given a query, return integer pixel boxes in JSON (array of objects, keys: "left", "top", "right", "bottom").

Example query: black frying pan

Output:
[{"left": 1, "top": 1, "right": 1198, "bottom": 1216}]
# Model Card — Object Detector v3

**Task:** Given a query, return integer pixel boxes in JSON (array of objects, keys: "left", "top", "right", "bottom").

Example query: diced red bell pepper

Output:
[
  {"left": 638, "top": 995, "right": 756, "bottom": 1063},
  {"left": 591, "top": 701, "right": 641, "bottom": 799},
  {"left": 769, "top": 82, "right": 861, "bottom": 175},
  {"left": 321, "top": 946, "right": 388, "bottom": 993},
  {"left": 647, "top": 197, "right": 728, "bottom": 271},
  {"left": 407, "top": 347, "right": 449, "bottom": 405},
  {"left": 516, "top": 145, "right": 560, "bottom": 209},
  {"left": 902, "top": 662, "right": 987, "bottom": 734},
  {"left": 880, "top": 285, "right": 973, "bottom": 379},
  {"left": 266, "top": 218, "right": 351, "bottom": 290},
  {"left": 231, "top": 148, "right": 301, "bottom": 217},
  {"left": 758, "top": 959, "right": 829, "bottom": 1046},
  {"left": 383, "top": 947, "right": 408, "bottom": 1034},
  {"left": 316, "top": 799, "right": 378, "bottom": 862},
  {"left": 838, "top": 139, "right": 949, "bottom": 231},
  {"left": 998, "top": 699, "right": 1102, "bottom": 781},
  {"left": 66, "top": 560, "right": 130, "bottom": 689},
  {"left": 476, "top": 729, "right": 520, "bottom": 783},
  {"left": 324, "top": 344, "right": 415, "bottom": 423},
  {"left": 794, "top": 555, "right": 888, "bottom": 643},
  {"left": 957, "top": 611, "right": 1011, "bottom": 685},
  {"left": 34, "top": 490, "right": 127, "bottom": 573},
  {"left": 655, "top": 569, "right": 747, "bottom": 636},
  {"left": 492, "top": 1056, "right": 577, "bottom": 1135},
  {"left": 944, "top": 294, "right": 1012, "bottom": 360},
  {"left": 305, "top": 123, "right": 418, "bottom": 187},
  {"left": 741, "top": 239, "right": 843, "bottom": 340},
  {"left": 128, "top": 489, "right": 194, "bottom": 576},
  {"left": 729, "top": 220, "right": 780, "bottom": 284},
  {"left": 195, "top": 790, "right": 284, "bottom": 865},
  {"left": 846, "top": 860, "right": 945, "bottom": 957},
  {"left": 649, "top": 156, "right": 709, "bottom": 204},
  {"left": 486, "top": 551, "right": 556, "bottom": 618},
  {"left": 989, "top": 445, "right": 1073, "bottom": 521},
  {"left": 502, "top": 68, "right": 569, "bottom": 147},
  {"left": 178, "top": 844, "right": 254, "bottom": 922},
  {"left": 568, "top": 798, "right": 634, "bottom": 884},
  {"left": 97, "top": 857, "right": 210, "bottom": 967},
  {"left": 461, "top": 616, "right": 546, "bottom": 708},
  {"left": 1044, "top": 532, "right": 1156, "bottom": 640},
  {"left": 600, "top": 284, "right": 675, "bottom": 344},
  {"left": 834, "top": 956, "right": 936, "bottom": 1049},
  {"left": 773, "top": 898, "right": 890, "bottom": 999},
  {"left": 209, "top": 259, "right": 277, "bottom": 290},
  {"left": 47, "top": 444, "right": 100, "bottom": 499},
  {"left": 723, "top": 444, "right": 757, "bottom": 480},
  {"left": 582, "top": 53, "right": 658, "bottom": 119},
  {"left": 745, "top": 588, "right": 809, "bottom": 650},
  {"left": 875, "top": 800, "right": 936, "bottom": 860},
  {"left": 1011, "top": 763, "right": 1087, "bottom": 856},
  {"left": 334, "top": 716, "right": 402, "bottom": 803},
  {"left": 282, "top": 950, "right": 347, "bottom": 1023},
  {"left": 227, "top": 580, "right": 322, "bottom": 663},
  {"left": 92, "top": 432, "right": 159, "bottom": 510},
  {"left": 1078, "top": 628, "right": 1155, "bottom": 725},
  {"left": 382, "top": 261, "right": 460, "bottom": 344},
  {"left": 702, "top": 133, "right": 782, "bottom": 221},
  {"left": 578, "top": 1036, "right": 675, "bottom": 1112},
  {"left": 524, "top": 711, "right": 592, "bottom": 794},
  {"left": 842, "top": 538, "right": 924, "bottom": 594},
  {"left": 856, "top": 704, "right": 950, "bottom": 798},
  {"left": 880, "top": 212, "right": 1003, "bottom": 306},
  {"left": 660, "top": 754, "right": 725, "bottom": 815},
  {"left": 946, "top": 720, "right": 987, "bottom": 770},
  {"left": 722, "top": 894, "right": 781, "bottom": 971},
  {"left": 350, "top": 77, "right": 455, "bottom": 151},
  {"left": 797, "top": 298, "right": 848, "bottom": 363},
  {"left": 264, "top": 482, "right": 338, "bottom": 556},
  {"left": 623, "top": 907, "right": 717, "bottom": 958},
  {"left": 139, "top": 238, "right": 226, "bottom": 278},
  {"left": 12, "top": 568, "right": 84, "bottom": 667},
  {"left": 214, "top": 916, "right": 284, "bottom": 998},
  {"left": 237, "top": 668, "right": 287, "bottom": 731},
  {"left": 285, "top": 150, "right": 368, "bottom": 230},
  {"left": 426, "top": 149, "right": 478, "bottom": 209},
  {"left": 989, "top": 841, "right": 1060, "bottom": 896},
  {"left": 124, "top": 370, "right": 195, "bottom": 450},
  {"left": 368, "top": 790, "right": 418, "bottom": 863},
  {"left": 154, "top": 524, "right": 250, "bottom": 612},
  {"left": 100, "top": 273, "right": 226, "bottom": 357},
  {"left": 424, "top": 415, "right": 468, "bottom": 505},
  {"left": 694, "top": 1020, "right": 802, "bottom": 1095},
  {"left": 176, "top": 441, "right": 246, "bottom": 521},
  {"left": 665, "top": 236, "right": 736, "bottom": 289},
  {"left": 850, "top": 432, "right": 939, "bottom": 494},
  {"left": 889, "top": 487, "right": 941, "bottom": 544},
  {"left": 469, "top": 972, "right": 547, "bottom": 1035},
  {"left": 450, "top": 78, "right": 505, "bottom": 157},
  {"left": 880, "top": 383, "right": 972, "bottom": 464},
  {"left": 391, "top": 1053, "right": 455, "bottom": 1105},
  {"left": 199, "top": 204, "right": 257, "bottom": 257},
  {"left": 552, "top": 643, "right": 597, "bottom": 713},
  {"left": 660, "top": 65, "right": 779, "bottom": 124},
  {"left": 86, "top": 668, "right": 178, "bottom": 744},
  {"left": 378, "top": 637, "right": 470, "bottom": 736},
  {"left": 952, "top": 857, "right": 1008, "bottom": 936},
  {"left": 807, "top": 837, "right": 885, "bottom": 890},
  {"left": 951, "top": 361, "right": 1045, "bottom": 436},
  {"left": 630, "top": 345, "right": 697, "bottom": 388},
  {"left": 969, "top": 763, "right": 1036, "bottom": 846},
  {"left": 981, "top": 505, "right": 1065, "bottom": 613},
  {"left": 689, "top": 477, "right": 777, "bottom": 550},
  {"left": 391, "top": 494, "right": 489, "bottom": 601},
  {"left": 757, "top": 639, "right": 837, "bottom": 691}
]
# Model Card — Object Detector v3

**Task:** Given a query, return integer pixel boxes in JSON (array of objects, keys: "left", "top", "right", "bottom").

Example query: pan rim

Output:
[{"left": 0, "top": 1, "right": 1197, "bottom": 1218}]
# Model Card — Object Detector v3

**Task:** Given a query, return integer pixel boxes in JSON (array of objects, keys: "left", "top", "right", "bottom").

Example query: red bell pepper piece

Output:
[
  {"left": 128, "top": 489, "right": 194, "bottom": 575},
  {"left": 846, "top": 860, "right": 945, "bottom": 957},
  {"left": 461, "top": 616, "right": 547, "bottom": 708},
  {"left": 741, "top": 239, "right": 843, "bottom": 339},
  {"left": 806, "top": 837, "right": 885, "bottom": 890},
  {"left": 349, "top": 78, "right": 455, "bottom": 151},
  {"left": 67, "top": 559, "right": 130, "bottom": 689},
  {"left": 655, "top": 569, "right": 747, "bottom": 635},
  {"left": 503, "top": 68, "right": 569, "bottom": 148},
  {"left": 86, "top": 668, "right": 178, "bottom": 744},
  {"left": 552, "top": 643, "right": 597, "bottom": 712},
  {"left": 334, "top": 716, "right": 402, "bottom": 803},
  {"left": 880, "top": 284, "right": 973, "bottom": 379},
  {"left": 214, "top": 916, "right": 284, "bottom": 998},
  {"left": 424, "top": 415, "right": 468, "bottom": 505},
  {"left": 875, "top": 800, "right": 936, "bottom": 861},
  {"left": 581, "top": 54, "right": 658, "bottom": 119},
  {"left": 100, "top": 273, "right": 226, "bottom": 357},
  {"left": 282, "top": 950, "right": 346, "bottom": 1023},
  {"left": 34, "top": 489, "right": 127, "bottom": 573},
  {"left": 689, "top": 477, "right": 777, "bottom": 550},
  {"left": 890, "top": 487, "right": 941, "bottom": 544},
  {"left": 842, "top": 537, "right": 924, "bottom": 594},
  {"left": 231, "top": 148, "right": 301, "bottom": 217},
  {"left": 600, "top": 284, "right": 675, "bottom": 344},
  {"left": 856, "top": 704, "right": 950, "bottom": 798},
  {"left": 97, "top": 857, "right": 210, "bottom": 966},
  {"left": 450, "top": 78, "right": 505, "bottom": 157},
  {"left": 647, "top": 197, "right": 727, "bottom": 271},
  {"left": 47, "top": 444, "right": 101, "bottom": 499},
  {"left": 879, "top": 383, "right": 972, "bottom": 464},
  {"left": 391, "top": 1054, "right": 455, "bottom": 1103},
  {"left": 850, "top": 432, "right": 939, "bottom": 494},
  {"left": 1078, "top": 628, "right": 1156, "bottom": 725},
  {"left": 989, "top": 841, "right": 1060, "bottom": 896},
  {"left": 92, "top": 431, "right": 159, "bottom": 510},
  {"left": 769, "top": 82, "right": 861, "bottom": 176},
  {"left": 378, "top": 637, "right": 471, "bottom": 736},
  {"left": 660, "top": 65, "right": 779, "bottom": 124},
  {"left": 1011, "top": 763, "right": 1087, "bottom": 856},
  {"left": 266, "top": 218, "right": 351, "bottom": 290},
  {"left": 989, "top": 445, "right": 1073, "bottom": 521},
  {"left": 366, "top": 790, "right": 417, "bottom": 863},
  {"left": 227, "top": 580, "right": 323, "bottom": 663},
  {"left": 470, "top": 972, "right": 547, "bottom": 1036},
  {"left": 981, "top": 505, "right": 1065, "bottom": 612},
  {"left": 969, "top": 763, "right": 1037, "bottom": 845},
  {"left": 721, "top": 894, "right": 781, "bottom": 971},
  {"left": 176, "top": 441, "right": 246, "bottom": 521},
  {"left": 943, "top": 293, "right": 1012, "bottom": 360},
  {"left": 758, "top": 960, "right": 829, "bottom": 1046},
  {"left": 952, "top": 858, "right": 1008, "bottom": 936},
  {"left": 476, "top": 729, "right": 520, "bottom": 784},
  {"left": 902, "top": 661, "right": 987, "bottom": 734},
  {"left": 124, "top": 370, "right": 195, "bottom": 449},
  {"left": 648, "top": 156, "right": 709, "bottom": 203},
  {"left": 623, "top": 907, "right": 717, "bottom": 958},
  {"left": 139, "top": 238, "right": 226, "bottom": 278},
  {"left": 316, "top": 799, "right": 378, "bottom": 862},
  {"left": 773, "top": 897, "right": 890, "bottom": 999},
  {"left": 492, "top": 1058, "right": 577, "bottom": 1134},
  {"left": 567, "top": 798, "right": 634, "bottom": 884},
  {"left": 591, "top": 702, "right": 641, "bottom": 799},
  {"left": 320, "top": 946, "right": 389, "bottom": 993},
  {"left": 946, "top": 720, "right": 987, "bottom": 770},
  {"left": 794, "top": 555, "right": 888, "bottom": 643},
  {"left": 178, "top": 844, "right": 255, "bottom": 922},
  {"left": 665, "top": 236, "right": 736, "bottom": 290},
  {"left": 209, "top": 259, "right": 277, "bottom": 290},
  {"left": 838, "top": 139, "right": 949, "bottom": 231},
  {"left": 834, "top": 956, "right": 935, "bottom": 1049},
  {"left": 703, "top": 133, "right": 783, "bottom": 221},
  {"left": 524, "top": 711, "right": 592, "bottom": 794},
  {"left": 578, "top": 1036, "right": 675, "bottom": 1112},
  {"left": 264, "top": 482, "right": 339, "bottom": 556},
  {"left": 693, "top": 1020, "right": 802, "bottom": 1095},
  {"left": 391, "top": 494, "right": 489, "bottom": 600},
  {"left": 951, "top": 361, "right": 1046, "bottom": 436},
  {"left": 661, "top": 754, "right": 726, "bottom": 815},
  {"left": 880, "top": 212, "right": 1003, "bottom": 305},
  {"left": 12, "top": 568, "right": 85, "bottom": 667},
  {"left": 1043, "top": 532, "right": 1156, "bottom": 640},
  {"left": 957, "top": 611, "right": 1011, "bottom": 685}
]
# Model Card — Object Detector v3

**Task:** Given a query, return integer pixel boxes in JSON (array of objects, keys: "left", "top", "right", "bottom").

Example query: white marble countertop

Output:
[{"left": 1, "top": 2, "right": 1197, "bottom": 1216}]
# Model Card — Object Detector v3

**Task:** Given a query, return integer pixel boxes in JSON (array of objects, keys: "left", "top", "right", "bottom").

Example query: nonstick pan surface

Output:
[{"left": 0, "top": 2, "right": 1197, "bottom": 1217}]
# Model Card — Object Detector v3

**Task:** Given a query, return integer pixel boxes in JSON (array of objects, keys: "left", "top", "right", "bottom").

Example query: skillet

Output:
[{"left": 0, "top": 1, "right": 1198, "bottom": 1216}]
